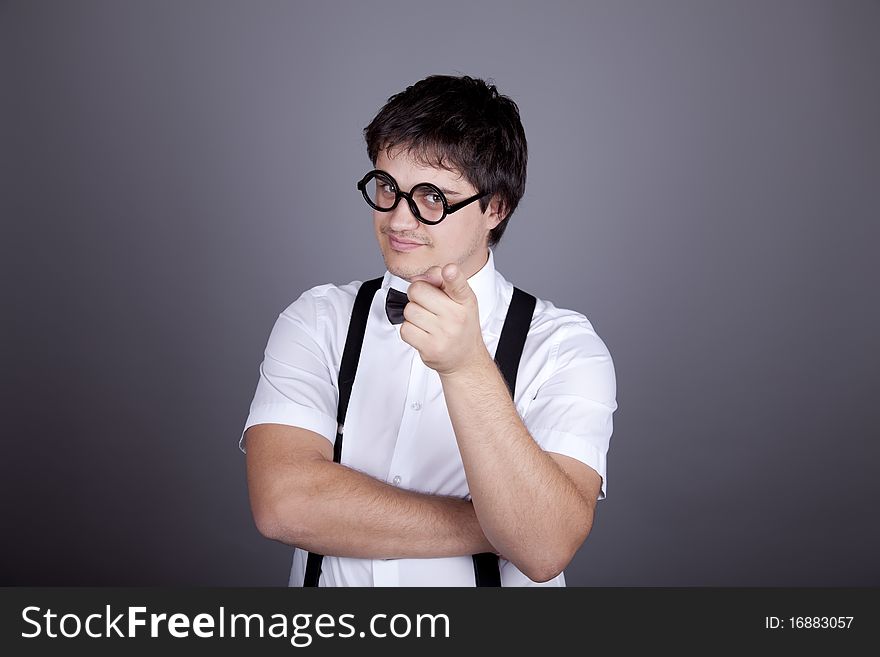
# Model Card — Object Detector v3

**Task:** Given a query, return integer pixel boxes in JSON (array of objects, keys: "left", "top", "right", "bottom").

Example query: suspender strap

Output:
[
  {"left": 304, "top": 280, "right": 537, "bottom": 587},
  {"left": 333, "top": 276, "right": 385, "bottom": 463},
  {"left": 304, "top": 276, "right": 384, "bottom": 587},
  {"left": 470, "top": 285, "right": 537, "bottom": 586},
  {"left": 494, "top": 286, "right": 538, "bottom": 399}
]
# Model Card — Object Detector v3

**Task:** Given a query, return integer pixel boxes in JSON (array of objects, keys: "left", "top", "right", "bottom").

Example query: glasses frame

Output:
[{"left": 357, "top": 169, "right": 489, "bottom": 225}]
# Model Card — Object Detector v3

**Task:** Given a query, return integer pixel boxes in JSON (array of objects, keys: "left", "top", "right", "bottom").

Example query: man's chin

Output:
[
  {"left": 386, "top": 262, "right": 432, "bottom": 283},
  {"left": 382, "top": 251, "right": 429, "bottom": 281}
]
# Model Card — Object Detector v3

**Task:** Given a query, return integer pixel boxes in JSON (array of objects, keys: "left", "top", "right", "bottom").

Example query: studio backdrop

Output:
[{"left": 2, "top": 0, "right": 878, "bottom": 586}]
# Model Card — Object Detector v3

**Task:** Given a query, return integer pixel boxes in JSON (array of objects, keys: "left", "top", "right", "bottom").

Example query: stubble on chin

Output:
[{"left": 381, "top": 249, "right": 431, "bottom": 282}]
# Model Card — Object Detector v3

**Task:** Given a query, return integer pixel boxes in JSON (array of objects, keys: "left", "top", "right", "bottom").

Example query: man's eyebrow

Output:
[{"left": 437, "top": 186, "right": 462, "bottom": 196}]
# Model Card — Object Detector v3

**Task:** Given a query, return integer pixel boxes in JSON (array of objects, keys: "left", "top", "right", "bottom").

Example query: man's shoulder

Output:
[
  {"left": 299, "top": 278, "right": 367, "bottom": 304},
  {"left": 279, "top": 277, "right": 380, "bottom": 328},
  {"left": 512, "top": 284, "right": 612, "bottom": 360}
]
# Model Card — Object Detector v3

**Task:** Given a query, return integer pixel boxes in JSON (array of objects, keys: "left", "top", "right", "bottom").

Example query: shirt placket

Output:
[{"left": 371, "top": 350, "right": 428, "bottom": 586}]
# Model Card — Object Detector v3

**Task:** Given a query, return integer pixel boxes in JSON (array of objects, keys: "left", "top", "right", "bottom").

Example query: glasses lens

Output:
[
  {"left": 411, "top": 184, "right": 446, "bottom": 222},
  {"left": 365, "top": 172, "right": 398, "bottom": 210}
]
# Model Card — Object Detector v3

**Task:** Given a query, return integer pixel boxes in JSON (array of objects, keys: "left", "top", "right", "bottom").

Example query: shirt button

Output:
[
  {"left": 410, "top": 401, "right": 422, "bottom": 411},
  {"left": 392, "top": 475, "right": 402, "bottom": 486}
]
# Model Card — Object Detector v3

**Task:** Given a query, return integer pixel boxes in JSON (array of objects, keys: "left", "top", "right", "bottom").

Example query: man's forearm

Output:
[
  {"left": 439, "top": 348, "right": 591, "bottom": 580},
  {"left": 263, "top": 459, "right": 496, "bottom": 559}
]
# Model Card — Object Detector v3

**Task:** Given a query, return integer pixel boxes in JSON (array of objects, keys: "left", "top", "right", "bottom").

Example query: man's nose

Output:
[{"left": 387, "top": 196, "right": 422, "bottom": 230}]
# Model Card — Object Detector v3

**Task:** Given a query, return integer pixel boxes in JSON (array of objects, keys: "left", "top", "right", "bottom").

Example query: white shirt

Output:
[{"left": 239, "top": 247, "right": 617, "bottom": 586}]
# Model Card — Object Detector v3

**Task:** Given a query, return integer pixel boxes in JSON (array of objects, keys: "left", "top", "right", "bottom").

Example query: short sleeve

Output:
[
  {"left": 238, "top": 289, "right": 339, "bottom": 454},
  {"left": 523, "top": 321, "right": 618, "bottom": 500}
]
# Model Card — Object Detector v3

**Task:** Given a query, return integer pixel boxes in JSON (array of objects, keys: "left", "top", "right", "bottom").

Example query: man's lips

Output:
[{"left": 388, "top": 236, "right": 426, "bottom": 251}]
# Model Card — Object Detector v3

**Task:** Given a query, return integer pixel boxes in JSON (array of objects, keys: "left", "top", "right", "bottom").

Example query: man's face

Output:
[{"left": 372, "top": 148, "right": 501, "bottom": 282}]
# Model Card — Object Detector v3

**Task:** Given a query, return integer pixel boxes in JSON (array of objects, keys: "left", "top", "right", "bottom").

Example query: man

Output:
[{"left": 239, "top": 74, "right": 617, "bottom": 586}]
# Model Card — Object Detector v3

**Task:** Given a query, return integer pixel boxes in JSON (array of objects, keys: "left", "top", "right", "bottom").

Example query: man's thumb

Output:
[{"left": 441, "top": 264, "right": 471, "bottom": 302}]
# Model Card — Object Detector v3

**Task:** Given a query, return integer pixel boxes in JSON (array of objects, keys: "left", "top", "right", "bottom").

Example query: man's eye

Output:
[
  {"left": 380, "top": 183, "right": 396, "bottom": 194},
  {"left": 419, "top": 190, "right": 443, "bottom": 205}
]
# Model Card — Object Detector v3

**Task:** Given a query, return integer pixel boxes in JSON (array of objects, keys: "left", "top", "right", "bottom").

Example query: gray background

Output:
[{"left": 2, "top": 0, "right": 878, "bottom": 586}]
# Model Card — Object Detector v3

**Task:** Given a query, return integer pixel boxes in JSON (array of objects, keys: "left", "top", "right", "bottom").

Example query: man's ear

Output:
[{"left": 485, "top": 194, "right": 506, "bottom": 230}]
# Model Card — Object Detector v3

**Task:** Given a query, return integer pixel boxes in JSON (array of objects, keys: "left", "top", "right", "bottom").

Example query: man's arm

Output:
[
  {"left": 244, "top": 423, "right": 497, "bottom": 559},
  {"left": 399, "top": 264, "right": 610, "bottom": 583},
  {"left": 439, "top": 349, "right": 602, "bottom": 583}
]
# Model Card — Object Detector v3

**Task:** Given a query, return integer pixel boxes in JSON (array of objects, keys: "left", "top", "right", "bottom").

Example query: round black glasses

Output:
[{"left": 357, "top": 169, "right": 489, "bottom": 225}]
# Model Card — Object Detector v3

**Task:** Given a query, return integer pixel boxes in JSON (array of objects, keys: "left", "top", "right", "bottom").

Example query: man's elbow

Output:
[
  {"left": 251, "top": 500, "right": 285, "bottom": 542},
  {"left": 523, "top": 518, "right": 594, "bottom": 583},
  {"left": 521, "top": 548, "right": 574, "bottom": 583},
  {"left": 250, "top": 491, "right": 310, "bottom": 545}
]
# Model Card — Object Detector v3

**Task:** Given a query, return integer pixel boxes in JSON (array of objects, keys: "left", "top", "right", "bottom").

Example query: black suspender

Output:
[
  {"left": 303, "top": 278, "right": 537, "bottom": 587},
  {"left": 494, "top": 286, "right": 538, "bottom": 400},
  {"left": 332, "top": 277, "right": 384, "bottom": 465},
  {"left": 303, "top": 276, "right": 383, "bottom": 588}
]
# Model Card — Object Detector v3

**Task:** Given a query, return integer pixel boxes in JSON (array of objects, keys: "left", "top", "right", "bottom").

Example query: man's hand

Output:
[{"left": 400, "top": 263, "right": 489, "bottom": 376}]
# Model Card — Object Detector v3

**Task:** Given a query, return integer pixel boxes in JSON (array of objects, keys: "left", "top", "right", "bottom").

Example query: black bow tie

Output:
[{"left": 385, "top": 288, "right": 409, "bottom": 325}]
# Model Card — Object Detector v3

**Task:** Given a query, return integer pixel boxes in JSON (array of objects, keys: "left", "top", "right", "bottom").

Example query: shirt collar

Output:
[{"left": 382, "top": 247, "right": 499, "bottom": 329}]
